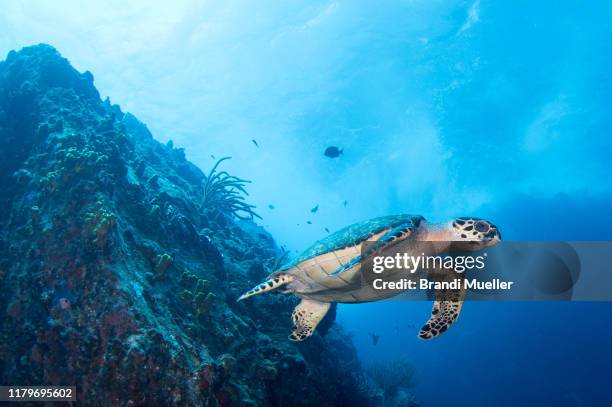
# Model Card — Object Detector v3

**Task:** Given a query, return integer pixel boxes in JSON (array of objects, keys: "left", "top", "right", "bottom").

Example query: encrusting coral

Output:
[
  {"left": 83, "top": 198, "right": 116, "bottom": 249},
  {"left": 153, "top": 253, "right": 173, "bottom": 276},
  {"left": 180, "top": 270, "right": 215, "bottom": 317}
]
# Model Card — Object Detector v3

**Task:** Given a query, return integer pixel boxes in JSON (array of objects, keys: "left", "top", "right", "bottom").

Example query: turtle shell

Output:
[{"left": 280, "top": 214, "right": 425, "bottom": 271}]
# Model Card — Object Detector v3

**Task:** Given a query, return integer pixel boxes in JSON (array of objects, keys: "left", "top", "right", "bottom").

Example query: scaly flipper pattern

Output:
[
  {"left": 418, "top": 275, "right": 466, "bottom": 340},
  {"left": 289, "top": 299, "right": 331, "bottom": 341},
  {"left": 237, "top": 274, "right": 293, "bottom": 301}
]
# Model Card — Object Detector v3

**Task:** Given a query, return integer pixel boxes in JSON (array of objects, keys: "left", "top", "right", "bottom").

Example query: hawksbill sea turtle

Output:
[{"left": 239, "top": 214, "right": 501, "bottom": 341}]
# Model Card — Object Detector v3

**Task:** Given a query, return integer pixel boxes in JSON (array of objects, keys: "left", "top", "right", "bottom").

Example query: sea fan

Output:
[{"left": 201, "top": 156, "right": 261, "bottom": 220}]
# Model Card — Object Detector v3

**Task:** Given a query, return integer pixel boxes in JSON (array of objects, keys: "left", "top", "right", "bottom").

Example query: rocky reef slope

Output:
[{"left": 0, "top": 44, "right": 375, "bottom": 406}]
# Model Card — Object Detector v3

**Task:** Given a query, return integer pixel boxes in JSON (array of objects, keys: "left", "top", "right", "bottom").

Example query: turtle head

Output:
[{"left": 450, "top": 217, "right": 501, "bottom": 250}]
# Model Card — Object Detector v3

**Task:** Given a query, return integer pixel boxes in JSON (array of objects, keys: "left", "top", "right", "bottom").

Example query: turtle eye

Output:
[{"left": 474, "top": 221, "right": 490, "bottom": 233}]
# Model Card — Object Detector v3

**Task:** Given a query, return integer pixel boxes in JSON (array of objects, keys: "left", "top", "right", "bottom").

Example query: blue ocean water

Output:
[{"left": 2, "top": 1, "right": 611, "bottom": 405}]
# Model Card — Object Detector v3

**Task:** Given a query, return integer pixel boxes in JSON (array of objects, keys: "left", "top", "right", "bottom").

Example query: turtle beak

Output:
[{"left": 486, "top": 230, "right": 501, "bottom": 245}]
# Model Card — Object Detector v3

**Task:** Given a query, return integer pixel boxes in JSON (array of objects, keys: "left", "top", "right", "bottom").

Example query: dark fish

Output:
[
  {"left": 324, "top": 227, "right": 330, "bottom": 233},
  {"left": 306, "top": 220, "right": 312, "bottom": 225},
  {"left": 343, "top": 200, "right": 348, "bottom": 207},
  {"left": 252, "top": 139, "right": 259, "bottom": 147},
  {"left": 406, "top": 324, "right": 415, "bottom": 329},
  {"left": 324, "top": 146, "right": 343, "bottom": 158},
  {"left": 210, "top": 154, "right": 216, "bottom": 160},
  {"left": 268, "top": 204, "right": 275, "bottom": 210},
  {"left": 310, "top": 204, "right": 319, "bottom": 213},
  {"left": 394, "top": 325, "right": 399, "bottom": 332},
  {"left": 371, "top": 333, "right": 380, "bottom": 346}
]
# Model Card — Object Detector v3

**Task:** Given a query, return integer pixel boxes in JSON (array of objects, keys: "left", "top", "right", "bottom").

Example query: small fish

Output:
[
  {"left": 306, "top": 220, "right": 312, "bottom": 225},
  {"left": 310, "top": 204, "right": 319, "bottom": 213},
  {"left": 210, "top": 154, "right": 216, "bottom": 160},
  {"left": 59, "top": 297, "right": 72, "bottom": 310},
  {"left": 343, "top": 200, "right": 348, "bottom": 207},
  {"left": 252, "top": 139, "right": 259, "bottom": 147},
  {"left": 406, "top": 324, "right": 415, "bottom": 329},
  {"left": 324, "top": 227, "right": 330, "bottom": 233},
  {"left": 394, "top": 325, "right": 399, "bottom": 332},
  {"left": 324, "top": 146, "right": 343, "bottom": 158},
  {"left": 371, "top": 333, "right": 380, "bottom": 346},
  {"left": 268, "top": 204, "right": 275, "bottom": 210}
]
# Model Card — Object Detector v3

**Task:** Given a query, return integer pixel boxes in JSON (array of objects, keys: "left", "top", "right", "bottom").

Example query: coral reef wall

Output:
[{"left": 0, "top": 44, "right": 373, "bottom": 406}]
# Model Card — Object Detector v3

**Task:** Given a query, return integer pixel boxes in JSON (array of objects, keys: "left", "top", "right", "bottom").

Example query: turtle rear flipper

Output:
[
  {"left": 419, "top": 275, "right": 466, "bottom": 340},
  {"left": 237, "top": 274, "right": 293, "bottom": 301},
  {"left": 289, "top": 299, "right": 331, "bottom": 341}
]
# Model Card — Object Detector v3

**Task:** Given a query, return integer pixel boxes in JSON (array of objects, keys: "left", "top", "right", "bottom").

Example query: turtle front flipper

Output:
[
  {"left": 289, "top": 299, "right": 331, "bottom": 341},
  {"left": 418, "top": 275, "right": 466, "bottom": 340},
  {"left": 330, "top": 222, "right": 418, "bottom": 277}
]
